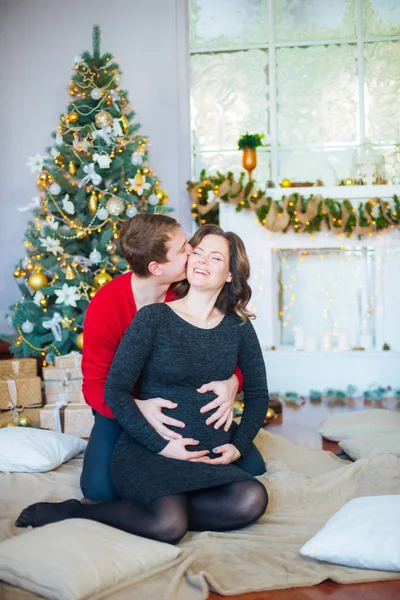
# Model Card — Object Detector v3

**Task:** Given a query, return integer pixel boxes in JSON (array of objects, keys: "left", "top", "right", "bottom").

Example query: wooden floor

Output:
[{"left": 211, "top": 395, "right": 400, "bottom": 600}]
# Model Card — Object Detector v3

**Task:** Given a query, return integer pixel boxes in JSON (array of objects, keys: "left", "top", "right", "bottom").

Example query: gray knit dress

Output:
[{"left": 104, "top": 303, "right": 269, "bottom": 504}]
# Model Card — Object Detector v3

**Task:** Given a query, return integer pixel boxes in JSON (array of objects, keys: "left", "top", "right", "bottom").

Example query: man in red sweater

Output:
[{"left": 81, "top": 214, "right": 265, "bottom": 501}]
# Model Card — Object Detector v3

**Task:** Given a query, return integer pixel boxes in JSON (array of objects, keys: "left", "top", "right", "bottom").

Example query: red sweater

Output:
[{"left": 82, "top": 272, "right": 243, "bottom": 418}]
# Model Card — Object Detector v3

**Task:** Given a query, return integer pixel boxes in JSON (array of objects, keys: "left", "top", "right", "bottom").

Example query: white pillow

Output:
[
  {"left": 339, "top": 432, "right": 400, "bottom": 461},
  {"left": 300, "top": 495, "right": 400, "bottom": 572},
  {"left": 0, "top": 519, "right": 181, "bottom": 600},
  {"left": 0, "top": 427, "right": 86, "bottom": 473},
  {"left": 319, "top": 409, "right": 400, "bottom": 442}
]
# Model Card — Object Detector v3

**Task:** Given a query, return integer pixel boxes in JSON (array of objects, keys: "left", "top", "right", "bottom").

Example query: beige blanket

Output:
[{"left": 1, "top": 430, "right": 399, "bottom": 600}]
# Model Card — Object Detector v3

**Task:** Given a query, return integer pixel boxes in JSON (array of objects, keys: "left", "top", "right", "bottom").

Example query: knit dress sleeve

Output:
[
  {"left": 104, "top": 305, "right": 168, "bottom": 454},
  {"left": 231, "top": 319, "right": 269, "bottom": 456}
]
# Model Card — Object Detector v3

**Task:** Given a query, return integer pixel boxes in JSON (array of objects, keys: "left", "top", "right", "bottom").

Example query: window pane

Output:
[
  {"left": 191, "top": 50, "right": 269, "bottom": 151},
  {"left": 277, "top": 148, "right": 356, "bottom": 185},
  {"left": 276, "top": 44, "right": 358, "bottom": 145},
  {"left": 279, "top": 248, "right": 376, "bottom": 350},
  {"left": 194, "top": 149, "right": 271, "bottom": 183},
  {"left": 365, "top": 41, "right": 400, "bottom": 144},
  {"left": 275, "top": 0, "right": 356, "bottom": 43},
  {"left": 190, "top": 0, "right": 269, "bottom": 50},
  {"left": 364, "top": 0, "right": 400, "bottom": 38}
]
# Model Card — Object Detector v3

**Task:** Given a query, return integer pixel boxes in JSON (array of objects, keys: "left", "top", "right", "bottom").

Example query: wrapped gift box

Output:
[
  {"left": 0, "top": 406, "right": 42, "bottom": 428},
  {"left": 42, "top": 367, "right": 82, "bottom": 381},
  {"left": 45, "top": 391, "right": 85, "bottom": 405},
  {"left": 54, "top": 352, "right": 82, "bottom": 369},
  {"left": 63, "top": 403, "right": 94, "bottom": 438},
  {"left": 0, "top": 358, "right": 37, "bottom": 378},
  {"left": 0, "top": 375, "right": 42, "bottom": 410},
  {"left": 42, "top": 364, "right": 83, "bottom": 404},
  {"left": 39, "top": 404, "right": 66, "bottom": 432},
  {"left": 44, "top": 378, "right": 82, "bottom": 395}
]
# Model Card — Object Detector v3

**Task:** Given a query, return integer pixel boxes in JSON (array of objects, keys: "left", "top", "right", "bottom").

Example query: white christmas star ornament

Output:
[
  {"left": 26, "top": 154, "right": 45, "bottom": 173},
  {"left": 40, "top": 236, "right": 63, "bottom": 256},
  {"left": 55, "top": 284, "right": 81, "bottom": 307},
  {"left": 127, "top": 176, "right": 151, "bottom": 196}
]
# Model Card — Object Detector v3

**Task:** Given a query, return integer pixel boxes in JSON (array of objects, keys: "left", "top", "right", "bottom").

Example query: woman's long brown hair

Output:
[{"left": 173, "top": 225, "right": 255, "bottom": 322}]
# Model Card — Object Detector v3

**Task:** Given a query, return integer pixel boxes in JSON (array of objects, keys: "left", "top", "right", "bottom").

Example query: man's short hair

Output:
[{"left": 120, "top": 214, "right": 180, "bottom": 277}]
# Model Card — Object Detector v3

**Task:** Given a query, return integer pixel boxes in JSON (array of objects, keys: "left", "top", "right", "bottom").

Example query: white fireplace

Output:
[{"left": 220, "top": 185, "right": 400, "bottom": 395}]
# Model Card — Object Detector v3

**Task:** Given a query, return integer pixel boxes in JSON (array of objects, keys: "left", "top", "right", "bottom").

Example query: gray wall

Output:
[{"left": 0, "top": 0, "right": 191, "bottom": 334}]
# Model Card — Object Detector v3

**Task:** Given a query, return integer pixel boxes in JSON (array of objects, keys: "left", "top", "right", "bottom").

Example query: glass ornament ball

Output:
[{"left": 126, "top": 206, "right": 138, "bottom": 218}]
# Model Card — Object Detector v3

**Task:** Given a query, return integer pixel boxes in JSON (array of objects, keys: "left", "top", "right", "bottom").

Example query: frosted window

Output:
[
  {"left": 279, "top": 248, "right": 376, "bottom": 350},
  {"left": 365, "top": 41, "right": 400, "bottom": 144},
  {"left": 190, "top": 0, "right": 269, "bottom": 50},
  {"left": 191, "top": 50, "right": 269, "bottom": 151},
  {"left": 276, "top": 45, "right": 358, "bottom": 145},
  {"left": 275, "top": 0, "right": 356, "bottom": 42},
  {"left": 364, "top": 0, "right": 400, "bottom": 37},
  {"left": 195, "top": 149, "right": 271, "bottom": 183}
]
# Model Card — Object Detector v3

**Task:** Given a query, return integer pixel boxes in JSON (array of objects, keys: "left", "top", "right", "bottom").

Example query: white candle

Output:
[{"left": 294, "top": 326, "right": 304, "bottom": 350}]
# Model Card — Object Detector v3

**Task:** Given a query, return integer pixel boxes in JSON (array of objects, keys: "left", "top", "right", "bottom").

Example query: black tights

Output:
[{"left": 16, "top": 480, "right": 268, "bottom": 544}]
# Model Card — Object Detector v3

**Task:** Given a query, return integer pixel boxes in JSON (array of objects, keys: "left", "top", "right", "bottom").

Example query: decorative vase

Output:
[{"left": 242, "top": 147, "right": 257, "bottom": 180}]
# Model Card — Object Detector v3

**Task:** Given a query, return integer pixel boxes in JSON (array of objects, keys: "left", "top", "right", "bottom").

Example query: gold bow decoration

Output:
[{"left": 187, "top": 174, "right": 400, "bottom": 237}]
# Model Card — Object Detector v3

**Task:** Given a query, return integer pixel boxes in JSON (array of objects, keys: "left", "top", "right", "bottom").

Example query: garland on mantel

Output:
[{"left": 187, "top": 171, "right": 400, "bottom": 237}]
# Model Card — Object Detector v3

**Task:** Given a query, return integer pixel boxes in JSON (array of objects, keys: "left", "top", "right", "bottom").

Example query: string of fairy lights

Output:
[{"left": 246, "top": 237, "right": 400, "bottom": 352}]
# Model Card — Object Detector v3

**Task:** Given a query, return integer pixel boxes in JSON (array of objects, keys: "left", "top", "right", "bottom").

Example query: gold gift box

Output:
[{"left": 0, "top": 375, "right": 42, "bottom": 411}]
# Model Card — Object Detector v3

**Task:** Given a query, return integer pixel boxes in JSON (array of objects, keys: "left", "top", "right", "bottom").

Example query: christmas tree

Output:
[{"left": 9, "top": 25, "right": 170, "bottom": 365}]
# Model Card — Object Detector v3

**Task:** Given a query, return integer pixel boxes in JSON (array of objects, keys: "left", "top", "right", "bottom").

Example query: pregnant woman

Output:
[{"left": 17, "top": 225, "right": 269, "bottom": 544}]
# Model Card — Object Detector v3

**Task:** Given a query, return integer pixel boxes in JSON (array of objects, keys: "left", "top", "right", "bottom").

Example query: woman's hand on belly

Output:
[
  {"left": 200, "top": 443, "right": 240, "bottom": 465},
  {"left": 159, "top": 438, "right": 210, "bottom": 462}
]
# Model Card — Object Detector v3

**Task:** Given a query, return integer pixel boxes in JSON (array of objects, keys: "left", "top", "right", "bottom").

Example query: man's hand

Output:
[
  {"left": 202, "top": 444, "right": 240, "bottom": 465},
  {"left": 159, "top": 438, "right": 210, "bottom": 462},
  {"left": 134, "top": 397, "right": 186, "bottom": 440},
  {"left": 197, "top": 374, "right": 239, "bottom": 431}
]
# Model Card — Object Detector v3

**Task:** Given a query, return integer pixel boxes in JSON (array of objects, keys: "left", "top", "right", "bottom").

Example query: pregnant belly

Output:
[{"left": 144, "top": 390, "right": 233, "bottom": 455}]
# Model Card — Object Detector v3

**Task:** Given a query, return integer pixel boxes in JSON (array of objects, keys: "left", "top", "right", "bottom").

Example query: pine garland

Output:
[{"left": 188, "top": 171, "right": 400, "bottom": 237}]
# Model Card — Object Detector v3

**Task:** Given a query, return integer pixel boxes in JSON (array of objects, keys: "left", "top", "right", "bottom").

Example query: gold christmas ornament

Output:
[
  {"left": 120, "top": 114, "right": 129, "bottom": 134},
  {"left": 68, "top": 161, "right": 77, "bottom": 175},
  {"left": 13, "top": 268, "right": 21, "bottom": 278},
  {"left": 76, "top": 230, "right": 87, "bottom": 239},
  {"left": 17, "top": 416, "right": 31, "bottom": 427},
  {"left": 25, "top": 261, "right": 35, "bottom": 272},
  {"left": 6, "top": 422, "right": 17, "bottom": 427},
  {"left": 263, "top": 407, "right": 276, "bottom": 426},
  {"left": 344, "top": 177, "right": 355, "bottom": 186},
  {"left": 106, "top": 196, "right": 125, "bottom": 216},
  {"left": 106, "top": 241, "right": 117, "bottom": 254},
  {"left": 76, "top": 332, "right": 84, "bottom": 350},
  {"left": 67, "top": 112, "right": 79, "bottom": 124},
  {"left": 280, "top": 179, "right": 292, "bottom": 188},
  {"left": 88, "top": 191, "right": 98, "bottom": 215},
  {"left": 28, "top": 272, "right": 48, "bottom": 291},
  {"left": 64, "top": 265, "right": 75, "bottom": 280},
  {"left": 95, "top": 110, "right": 113, "bottom": 128},
  {"left": 89, "top": 290, "right": 96, "bottom": 299},
  {"left": 94, "top": 271, "right": 112, "bottom": 289},
  {"left": 39, "top": 296, "right": 48, "bottom": 307},
  {"left": 142, "top": 166, "right": 151, "bottom": 176},
  {"left": 156, "top": 188, "right": 169, "bottom": 206}
]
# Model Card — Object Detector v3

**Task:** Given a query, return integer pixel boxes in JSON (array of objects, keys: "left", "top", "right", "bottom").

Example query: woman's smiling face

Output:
[{"left": 187, "top": 234, "right": 232, "bottom": 291}]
